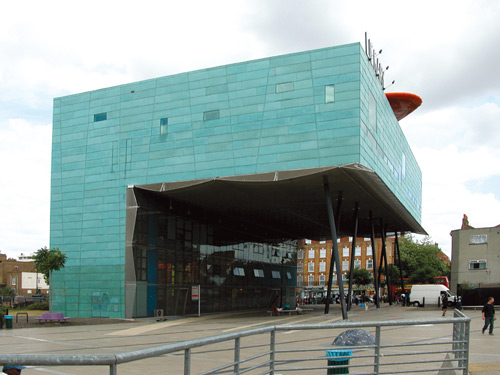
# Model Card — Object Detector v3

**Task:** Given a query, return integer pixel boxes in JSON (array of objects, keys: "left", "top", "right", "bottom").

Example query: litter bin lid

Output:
[
  {"left": 332, "top": 329, "right": 375, "bottom": 346},
  {"left": 4, "top": 315, "right": 13, "bottom": 319}
]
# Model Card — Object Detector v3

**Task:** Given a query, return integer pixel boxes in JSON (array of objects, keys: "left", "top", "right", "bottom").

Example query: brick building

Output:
[
  {"left": 0, "top": 253, "right": 48, "bottom": 295},
  {"left": 297, "top": 236, "right": 396, "bottom": 300}
]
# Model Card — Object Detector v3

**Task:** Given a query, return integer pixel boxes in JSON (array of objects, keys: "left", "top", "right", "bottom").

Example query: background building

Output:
[
  {"left": 0, "top": 253, "right": 48, "bottom": 295},
  {"left": 450, "top": 215, "right": 500, "bottom": 304},
  {"left": 297, "top": 237, "right": 395, "bottom": 300},
  {"left": 51, "top": 42, "right": 424, "bottom": 318}
]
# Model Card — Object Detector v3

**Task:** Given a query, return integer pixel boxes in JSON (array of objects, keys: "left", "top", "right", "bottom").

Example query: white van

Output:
[{"left": 409, "top": 284, "right": 454, "bottom": 307}]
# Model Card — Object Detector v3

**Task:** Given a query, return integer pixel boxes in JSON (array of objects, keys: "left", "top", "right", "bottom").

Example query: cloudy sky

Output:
[{"left": 1, "top": 0, "right": 499, "bottom": 258}]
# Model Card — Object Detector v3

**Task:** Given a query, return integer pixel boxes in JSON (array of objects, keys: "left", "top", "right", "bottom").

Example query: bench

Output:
[
  {"left": 267, "top": 308, "right": 313, "bottom": 316},
  {"left": 35, "top": 312, "right": 69, "bottom": 323}
]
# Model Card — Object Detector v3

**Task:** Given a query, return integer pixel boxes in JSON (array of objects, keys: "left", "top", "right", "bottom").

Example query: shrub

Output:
[{"left": 26, "top": 302, "right": 49, "bottom": 311}]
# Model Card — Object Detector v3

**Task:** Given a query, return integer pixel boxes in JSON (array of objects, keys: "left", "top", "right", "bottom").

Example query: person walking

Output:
[
  {"left": 441, "top": 293, "right": 448, "bottom": 316},
  {"left": 482, "top": 297, "right": 496, "bottom": 335}
]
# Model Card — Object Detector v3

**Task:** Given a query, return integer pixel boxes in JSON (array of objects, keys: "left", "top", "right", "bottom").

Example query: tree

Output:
[
  {"left": 351, "top": 269, "right": 373, "bottom": 287},
  {"left": 398, "top": 235, "right": 450, "bottom": 284},
  {"left": 379, "top": 264, "right": 401, "bottom": 288},
  {"left": 33, "top": 246, "right": 67, "bottom": 284},
  {"left": 0, "top": 286, "right": 15, "bottom": 298}
]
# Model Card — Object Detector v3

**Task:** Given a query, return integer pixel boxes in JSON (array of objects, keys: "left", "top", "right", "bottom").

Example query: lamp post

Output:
[{"left": 280, "top": 257, "right": 284, "bottom": 307}]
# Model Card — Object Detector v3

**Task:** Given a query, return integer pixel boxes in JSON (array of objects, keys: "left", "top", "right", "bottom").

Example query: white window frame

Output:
[
  {"left": 354, "top": 259, "right": 361, "bottom": 269},
  {"left": 308, "top": 275, "right": 314, "bottom": 285},
  {"left": 342, "top": 247, "right": 349, "bottom": 257},
  {"left": 366, "top": 259, "right": 373, "bottom": 270},
  {"left": 308, "top": 262, "right": 315, "bottom": 272},
  {"left": 319, "top": 274, "right": 326, "bottom": 286},
  {"left": 297, "top": 250, "right": 304, "bottom": 259},
  {"left": 320, "top": 248, "right": 327, "bottom": 258},
  {"left": 308, "top": 249, "right": 315, "bottom": 258},
  {"left": 355, "top": 246, "right": 361, "bottom": 257},
  {"left": 319, "top": 261, "right": 326, "bottom": 272},
  {"left": 342, "top": 260, "right": 349, "bottom": 271},
  {"left": 366, "top": 246, "right": 373, "bottom": 256}
]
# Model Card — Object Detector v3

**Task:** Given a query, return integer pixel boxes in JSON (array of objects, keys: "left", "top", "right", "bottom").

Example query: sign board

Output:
[{"left": 192, "top": 286, "right": 200, "bottom": 301}]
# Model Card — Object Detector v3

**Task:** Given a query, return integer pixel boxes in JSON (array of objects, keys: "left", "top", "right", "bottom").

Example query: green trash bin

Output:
[
  {"left": 5, "top": 315, "right": 13, "bottom": 329},
  {"left": 326, "top": 349, "right": 352, "bottom": 374}
]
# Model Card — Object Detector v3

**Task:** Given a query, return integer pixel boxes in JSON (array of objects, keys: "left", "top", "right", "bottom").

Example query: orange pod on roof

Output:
[{"left": 385, "top": 92, "right": 422, "bottom": 121}]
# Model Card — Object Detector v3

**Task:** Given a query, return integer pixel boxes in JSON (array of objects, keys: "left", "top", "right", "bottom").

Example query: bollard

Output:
[
  {"left": 5, "top": 315, "right": 13, "bottom": 329},
  {"left": 326, "top": 349, "right": 352, "bottom": 374}
]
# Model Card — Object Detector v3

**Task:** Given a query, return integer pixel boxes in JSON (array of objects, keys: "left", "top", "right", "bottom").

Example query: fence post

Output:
[
  {"left": 184, "top": 348, "right": 191, "bottom": 375},
  {"left": 269, "top": 330, "right": 275, "bottom": 375},
  {"left": 463, "top": 320, "right": 470, "bottom": 375},
  {"left": 234, "top": 337, "right": 240, "bottom": 374},
  {"left": 109, "top": 363, "right": 117, "bottom": 375},
  {"left": 374, "top": 325, "right": 381, "bottom": 374}
]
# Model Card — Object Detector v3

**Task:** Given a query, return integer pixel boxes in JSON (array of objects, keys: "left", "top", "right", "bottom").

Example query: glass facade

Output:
[{"left": 128, "top": 191, "right": 297, "bottom": 317}]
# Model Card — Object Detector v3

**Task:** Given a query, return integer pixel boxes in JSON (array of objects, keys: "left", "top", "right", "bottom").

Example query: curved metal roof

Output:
[{"left": 135, "top": 163, "right": 426, "bottom": 241}]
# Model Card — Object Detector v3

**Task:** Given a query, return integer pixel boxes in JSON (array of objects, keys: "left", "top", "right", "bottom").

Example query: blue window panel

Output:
[{"left": 93, "top": 112, "right": 107, "bottom": 122}]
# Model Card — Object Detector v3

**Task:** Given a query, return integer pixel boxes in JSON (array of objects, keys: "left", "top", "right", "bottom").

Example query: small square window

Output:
[
  {"left": 276, "top": 82, "right": 294, "bottom": 93},
  {"left": 470, "top": 234, "right": 487, "bottom": 244},
  {"left": 469, "top": 260, "right": 487, "bottom": 270},
  {"left": 94, "top": 113, "right": 107, "bottom": 122},
  {"left": 253, "top": 269, "right": 264, "bottom": 278},
  {"left": 160, "top": 118, "right": 168, "bottom": 135},
  {"left": 325, "top": 85, "right": 335, "bottom": 103},
  {"left": 233, "top": 267, "right": 245, "bottom": 276},
  {"left": 203, "top": 110, "right": 220, "bottom": 121}
]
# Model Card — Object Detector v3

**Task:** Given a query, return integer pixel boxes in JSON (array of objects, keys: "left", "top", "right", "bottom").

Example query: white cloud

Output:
[
  {"left": 0, "top": 0, "right": 499, "bottom": 261},
  {"left": 0, "top": 119, "right": 51, "bottom": 254}
]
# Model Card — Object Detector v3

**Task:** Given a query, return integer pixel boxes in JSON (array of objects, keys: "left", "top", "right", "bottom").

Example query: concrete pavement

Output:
[{"left": 0, "top": 304, "right": 498, "bottom": 374}]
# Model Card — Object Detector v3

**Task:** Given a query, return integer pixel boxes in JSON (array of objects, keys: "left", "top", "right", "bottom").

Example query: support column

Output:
[
  {"left": 370, "top": 212, "right": 380, "bottom": 309},
  {"left": 395, "top": 232, "right": 405, "bottom": 304},
  {"left": 379, "top": 223, "right": 392, "bottom": 305},
  {"left": 347, "top": 203, "right": 359, "bottom": 311},
  {"left": 323, "top": 176, "right": 347, "bottom": 319}
]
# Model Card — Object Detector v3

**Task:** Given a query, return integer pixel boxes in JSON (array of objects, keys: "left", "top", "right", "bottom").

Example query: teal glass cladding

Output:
[{"left": 51, "top": 42, "right": 422, "bottom": 318}]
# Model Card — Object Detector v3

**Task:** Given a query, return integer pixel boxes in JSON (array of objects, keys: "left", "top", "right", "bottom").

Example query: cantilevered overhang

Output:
[{"left": 134, "top": 163, "right": 426, "bottom": 241}]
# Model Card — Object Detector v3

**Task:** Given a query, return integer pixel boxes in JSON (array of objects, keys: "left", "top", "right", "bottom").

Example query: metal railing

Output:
[{"left": 0, "top": 309, "right": 470, "bottom": 374}]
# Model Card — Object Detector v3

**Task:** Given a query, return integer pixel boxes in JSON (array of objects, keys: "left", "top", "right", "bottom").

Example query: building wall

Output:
[
  {"left": 51, "top": 43, "right": 422, "bottom": 317},
  {"left": 450, "top": 226, "right": 500, "bottom": 294}
]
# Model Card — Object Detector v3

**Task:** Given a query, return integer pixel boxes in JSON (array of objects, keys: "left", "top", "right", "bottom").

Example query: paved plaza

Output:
[{"left": 0, "top": 304, "right": 498, "bottom": 374}]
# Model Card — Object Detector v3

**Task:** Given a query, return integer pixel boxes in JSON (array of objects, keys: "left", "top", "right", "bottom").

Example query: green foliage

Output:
[
  {"left": 351, "top": 269, "right": 373, "bottom": 286},
  {"left": 398, "top": 235, "right": 450, "bottom": 284},
  {"left": 26, "top": 302, "right": 49, "bottom": 311},
  {"left": 379, "top": 264, "right": 401, "bottom": 286},
  {"left": 33, "top": 246, "right": 67, "bottom": 284},
  {"left": 0, "top": 286, "right": 15, "bottom": 298},
  {"left": 0, "top": 306, "right": 7, "bottom": 317}
]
